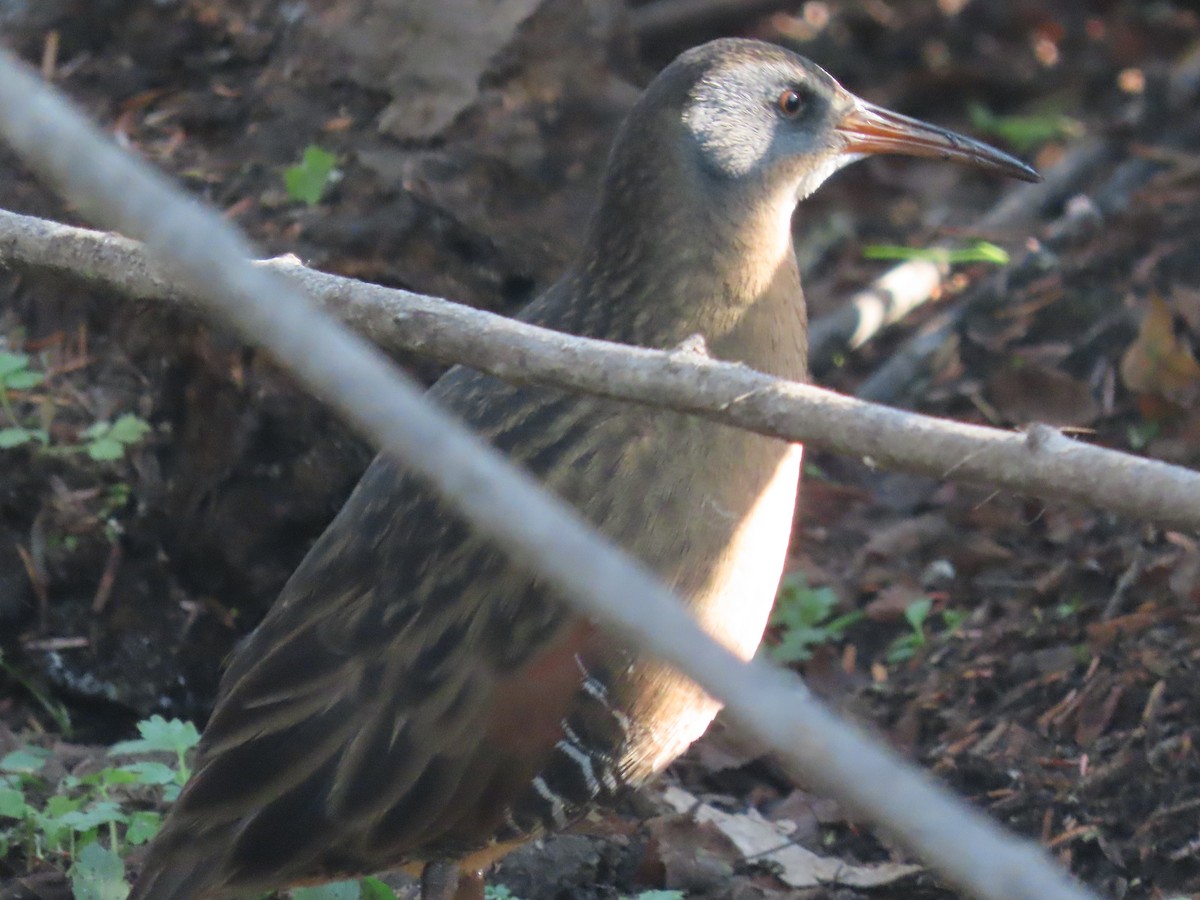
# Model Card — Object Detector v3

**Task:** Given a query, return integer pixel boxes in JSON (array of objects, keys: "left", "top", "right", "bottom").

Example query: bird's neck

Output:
[{"left": 537, "top": 187, "right": 809, "bottom": 382}]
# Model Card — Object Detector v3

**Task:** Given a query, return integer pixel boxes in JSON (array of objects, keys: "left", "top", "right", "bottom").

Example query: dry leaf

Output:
[
  {"left": 864, "top": 581, "right": 928, "bottom": 622},
  {"left": 861, "top": 514, "right": 949, "bottom": 561},
  {"left": 1120, "top": 294, "right": 1200, "bottom": 408},
  {"left": 661, "top": 786, "right": 921, "bottom": 889},
  {"left": 988, "top": 362, "right": 1099, "bottom": 426}
]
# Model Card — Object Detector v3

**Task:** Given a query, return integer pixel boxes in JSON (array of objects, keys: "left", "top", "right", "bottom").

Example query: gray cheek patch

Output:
[
  {"left": 682, "top": 59, "right": 823, "bottom": 179},
  {"left": 682, "top": 75, "right": 776, "bottom": 177}
]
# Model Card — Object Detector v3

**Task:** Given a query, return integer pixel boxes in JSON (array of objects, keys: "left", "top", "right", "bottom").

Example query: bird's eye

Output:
[{"left": 777, "top": 89, "right": 806, "bottom": 118}]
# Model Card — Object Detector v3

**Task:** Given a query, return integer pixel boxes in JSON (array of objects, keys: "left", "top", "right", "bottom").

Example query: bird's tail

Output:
[{"left": 127, "top": 833, "right": 225, "bottom": 900}]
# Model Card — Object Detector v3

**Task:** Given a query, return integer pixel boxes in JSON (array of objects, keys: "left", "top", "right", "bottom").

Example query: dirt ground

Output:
[{"left": 2, "top": 0, "right": 1200, "bottom": 897}]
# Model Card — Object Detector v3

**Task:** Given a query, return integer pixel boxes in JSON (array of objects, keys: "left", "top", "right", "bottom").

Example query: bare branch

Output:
[
  {"left": 0, "top": 48, "right": 1100, "bottom": 900},
  {"left": 2, "top": 206, "right": 1199, "bottom": 532}
]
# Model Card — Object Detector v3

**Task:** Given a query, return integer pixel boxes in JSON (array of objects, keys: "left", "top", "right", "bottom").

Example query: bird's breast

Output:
[{"left": 605, "top": 419, "right": 802, "bottom": 780}]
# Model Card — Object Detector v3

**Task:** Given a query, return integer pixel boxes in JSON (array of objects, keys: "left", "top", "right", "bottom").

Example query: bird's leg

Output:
[
  {"left": 419, "top": 860, "right": 460, "bottom": 900},
  {"left": 419, "top": 860, "right": 484, "bottom": 900},
  {"left": 454, "top": 869, "right": 485, "bottom": 900}
]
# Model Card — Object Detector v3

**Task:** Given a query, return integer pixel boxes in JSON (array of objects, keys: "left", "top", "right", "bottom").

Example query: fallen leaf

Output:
[
  {"left": 861, "top": 514, "right": 949, "bottom": 561},
  {"left": 660, "top": 786, "right": 921, "bottom": 889},
  {"left": 988, "top": 362, "right": 1099, "bottom": 426},
  {"left": 1120, "top": 294, "right": 1200, "bottom": 409},
  {"left": 644, "top": 814, "right": 739, "bottom": 893},
  {"left": 864, "top": 581, "right": 928, "bottom": 622}
]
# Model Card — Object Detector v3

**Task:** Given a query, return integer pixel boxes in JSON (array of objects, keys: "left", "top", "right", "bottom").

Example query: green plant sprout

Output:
[
  {"left": 0, "top": 351, "right": 48, "bottom": 449},
  {"left": 883, "top": 597, "right": 973, "bottom": 664},
  {"left": 108, "top": 716, "right": 201, "bottom": 797},
  {"left": 0, "top": 716, "right": 202, "bottom": 898},
  {"left": 768, "top": 575, "right": 862, "bottom": 664},
  {"left": 285, "top": 145, "right": 338, "bottom": 205},
  {"left": 0, "top": 346, "right": 151, "bottom": 461},
  {"left": 39, "top": 414, "right": 153, "bottom": 462},
  {"left": 967, "top": 102, "right": 1082, "bottom": 152},
  {"left": 862, "top": 240, "right": 1010, "bottom": 266},
  {"left": 0, "top": 715, "right": 416, "bottom": 899}
]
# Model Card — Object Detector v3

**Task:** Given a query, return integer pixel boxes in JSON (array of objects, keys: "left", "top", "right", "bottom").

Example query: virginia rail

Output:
[{"left": 130, "top": 38, "right": 1037, "bottom": 899}]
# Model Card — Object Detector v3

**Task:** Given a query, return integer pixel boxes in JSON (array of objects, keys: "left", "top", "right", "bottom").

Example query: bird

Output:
[{"left": 129, "top": 38, "right": 1038, "bottom": 900}]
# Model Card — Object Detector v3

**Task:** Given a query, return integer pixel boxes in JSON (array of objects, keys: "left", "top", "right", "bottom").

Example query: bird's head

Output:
[
  {"left": 594, "top": 38, "right": 1039, "bottom": 254},
  {"left": 674, "top": 39, "right": 1039, "bottom": 207},
  {"left": 576, "top": 39, "right": 1039, "bottom": 345}
]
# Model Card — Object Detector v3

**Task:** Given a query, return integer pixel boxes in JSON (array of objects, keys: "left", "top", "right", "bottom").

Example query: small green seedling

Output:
[
  {"left": 862, "top": 240, "right": 1010, "bottom": 266},
  {"left": 769, "top": 575, "right": 862, "bottom": 664},
  {"left": 967, "top": 102, "right": 1081, "bottom": 152},
  {"left": 69, "top": 839, "right": 127, "bottom": 900},
  {"left": 33, "top": 414, "right": 151, "bottom": 461},
  {"left": 109, "top": 716, "right": 201, "bottom": 798},
  {"left": 0, "top": 341, "right": 152, "bottom": 460},
  {"left": 77, "top": 415, "right": 153, "bottom": 462},
  {"left": 293, "top": 881, "right": 371, "bottom": 900},
  {"left": 359, "top": 877, "right": 402, "bottom": 900},
  {"left": 1126, "top": 421, "right": 1160, "bottom": 451},
  {"left": 885, "top": 597, "right": 936, "bottom": 663},
  {"left": 0, "top": 350, "right": 48, "bottom": 449},
  {"left": 285, "top": 145, "right": 338, "bottom": 205},
  {"left": 1, "top": 716, "right": 205, "bottom": 897}
]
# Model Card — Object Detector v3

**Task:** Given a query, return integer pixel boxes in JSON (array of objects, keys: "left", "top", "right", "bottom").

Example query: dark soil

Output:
[{"left": 2, "top": 1, "right": 1200, "bottom": 898}]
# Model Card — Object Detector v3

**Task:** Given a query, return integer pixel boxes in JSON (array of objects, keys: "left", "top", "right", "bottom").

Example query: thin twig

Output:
[{"left": 1, "top": 207, "right": 1199, "bottom": 531}]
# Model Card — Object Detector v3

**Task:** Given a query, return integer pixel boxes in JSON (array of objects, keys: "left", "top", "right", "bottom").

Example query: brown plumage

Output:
[{"left": 130, "top": 38, "right": 1036, "bottom": 900}]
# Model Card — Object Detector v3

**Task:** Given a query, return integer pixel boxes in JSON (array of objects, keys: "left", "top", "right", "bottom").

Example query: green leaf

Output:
[
  {"left": 0, "top": 786, "right": 31, "bottom": 819},
  {"left": 110, "top": 717, "right": 200, "bottom": 759},
  {"left": 862, "top": 240, "right": 1009, "bottom": 266},
  {"left": 0, "top": 427, "right": 35, "bottom": 448},
  {"left": 0, "top": 352, "right": 30, "bottom": 378},
  {"left": 60, "top": 800, "right": 128, "bottom": 832},
  {"left": 904, "top": 597, "right": 933, "bottom": 633},
  {"left": 359, "top": 877, "right": 399, "bottom": 900},
  {"left": 125, "top": 810, "right": 162, "bottom": 845},
  {"left": 767, "top": 576, "right": 860, "bottom": 664},
  {"left": 292, "top": 880, "right": 361, "bottom": 900},
  {"left": 80, "top": 421, "right": 110, "bottom": 439},
  {"left": 1127, "top": 421, "right": 1160, "bottom": 450},
  {"left": 108, "top": 414, "right": 151, "bottom": 445},
  {"left": 117, "top": 761, "right": 177, "bottom": 786},
  {"left": 69, "top": 840, "right": 129, "bottom": 900},
  {"left": 96, "top": 768, "right": 140, "bottom": 787},
  {"left": 772, "top": 577, "right": 838, "bottom": 626},
  {"left": 43, "top": 793, "right": 84, "bottom": 818},
  {"left": 285, "top": 145, "right": 338, "bottom": 205},
  {"left": 885, "top": 635, "right": 920, "bottom": 664},
  {"left": 35, "top": 793, "right": 83, "bottom": 848},
  {"left": 1, "top": 746, "right": 51, "bottom": 774},
  {"left": 967, "top": 102, "right": 1082, "bottom": 152},
  {"left": 941, "top": 609, "right": 966, "bottom": 632},
  {"left": 4, "top": 369, "right": 43, "bottom": 389},
  {"left": 87, "top": 438, "right": 126, "bottom": 461}
]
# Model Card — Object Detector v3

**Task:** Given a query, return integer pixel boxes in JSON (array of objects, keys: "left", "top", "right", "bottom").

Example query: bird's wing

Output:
[{"left": 136, "top": 367, "right": 639, "bottom": 895}]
